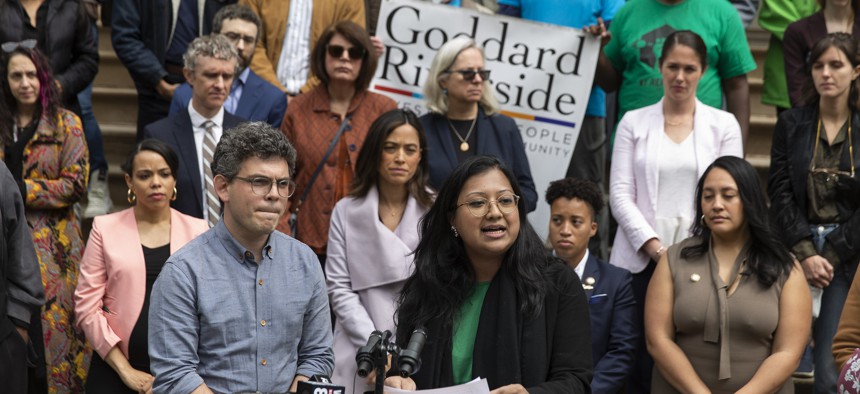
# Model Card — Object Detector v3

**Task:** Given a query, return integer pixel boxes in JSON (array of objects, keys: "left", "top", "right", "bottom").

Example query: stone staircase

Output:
[
  {"left": 745, "top": 22, "right": 777, "bottom": 189},
  {"left": 91, "top": 26, "right": 137, "bottom": 212}
]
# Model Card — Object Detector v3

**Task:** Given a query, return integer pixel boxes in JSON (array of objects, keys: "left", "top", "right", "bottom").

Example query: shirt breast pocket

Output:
[{"left": 589, "top": 294, "right": 609, "bottom": 305}]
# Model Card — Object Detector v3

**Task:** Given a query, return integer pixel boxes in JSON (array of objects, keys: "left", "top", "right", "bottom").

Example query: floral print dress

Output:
[{"left": 1, "top": 109, "right": 91, "bottom": 392}]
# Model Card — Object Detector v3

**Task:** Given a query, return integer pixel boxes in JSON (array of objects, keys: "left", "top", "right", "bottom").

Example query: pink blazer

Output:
[
  {"left": 608, "top": 99, "right": 743, "bottom": 273},
  {"left": 74, "top": 208, "right": 207, "bottom": 358}
]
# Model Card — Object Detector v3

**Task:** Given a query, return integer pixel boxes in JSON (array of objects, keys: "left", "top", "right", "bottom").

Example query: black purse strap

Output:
[{"left": 295, "top": 115, "right": 352, "bottom": 211}]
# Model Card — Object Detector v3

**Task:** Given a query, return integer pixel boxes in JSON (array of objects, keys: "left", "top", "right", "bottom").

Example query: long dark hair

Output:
[
  {"left": 0, "top": 47, "right": 60, "bottom": 146},
  {"left": 802, "top": 33, "right": 860, "bottom": 110},
  {"left": 682, "top": 156, "right": 793, "bottom": 287},
  {"left": 395, "top": 156, "right": 554, "bottom": 342},
  {"left": 349, "top": 109, "right": 433, "bottom": 208}
]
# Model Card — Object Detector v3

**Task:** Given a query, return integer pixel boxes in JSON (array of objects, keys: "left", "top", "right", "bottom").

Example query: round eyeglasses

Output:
[
  {"left": 234, "top": 176, "right": 296, "bottom": 198},
  {"left": 455, "top": 194, "right": 520, "bottom": 217}
]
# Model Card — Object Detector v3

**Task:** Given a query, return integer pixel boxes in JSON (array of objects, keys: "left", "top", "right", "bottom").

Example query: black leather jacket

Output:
[{"left": 768, "top": 106, "right": 860, "bottom": 264}]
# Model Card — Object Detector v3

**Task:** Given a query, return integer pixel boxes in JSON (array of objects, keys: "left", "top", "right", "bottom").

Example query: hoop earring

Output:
[
  {"left": 700, "top": 214, "right": 707, "bottom": 227},
  {"left": 451, "top": 225, "right": 459, "bottom": 238},
  {"left": 127, "top": 189, "right": 136, "bottom": 204},
  {"left": 171, "top": 186, "right": 178, "bottom": 201}
]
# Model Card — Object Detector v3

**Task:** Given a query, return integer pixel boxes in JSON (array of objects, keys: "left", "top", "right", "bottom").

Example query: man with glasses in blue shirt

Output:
[{"left": 148, "top": 122, "right": 334, "bottom": 394}]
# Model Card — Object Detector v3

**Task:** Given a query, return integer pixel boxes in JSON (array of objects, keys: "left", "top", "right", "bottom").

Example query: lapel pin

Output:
[{"left": 582, "top": 277, "right": 595, "bottom": 290}]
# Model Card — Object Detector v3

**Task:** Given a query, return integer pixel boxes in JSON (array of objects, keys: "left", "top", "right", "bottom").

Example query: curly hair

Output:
[
  {"left": 183, "top": 34, "right": 239, "bottom": 75},
  {"left": 544, "top": 177, "right": 605, "bottom": 220},
  {"left": 212, "top": 121, "right": 297, "bottom": 180},
  {"left": 0, "top": 46, "right": 60, "bottom": 146}
]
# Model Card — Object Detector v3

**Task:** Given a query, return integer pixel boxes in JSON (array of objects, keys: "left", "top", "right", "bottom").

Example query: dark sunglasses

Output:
[
  {"left": 1, "top": 39, "right": 37, "bottom": 53},
  {"left": 326, "top": 44, "right": 366, "bottom": 60},
  {"left": 448, "top": 68, "right": 491, "bottom": 81}
]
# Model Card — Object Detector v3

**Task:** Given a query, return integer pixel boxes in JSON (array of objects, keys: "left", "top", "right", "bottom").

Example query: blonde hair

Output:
[{"left": 423, "top": 37, "right": 499, "bottom": 115}]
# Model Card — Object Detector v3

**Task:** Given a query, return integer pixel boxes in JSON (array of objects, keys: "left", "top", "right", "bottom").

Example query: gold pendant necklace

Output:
[{"left": 447, "top": 117, "right": 477, "bottom": 152}]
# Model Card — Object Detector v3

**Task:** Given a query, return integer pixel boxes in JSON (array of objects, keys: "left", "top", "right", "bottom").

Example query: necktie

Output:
[{"left": 202, "top": 120, "right": 220, "bottom": 227}]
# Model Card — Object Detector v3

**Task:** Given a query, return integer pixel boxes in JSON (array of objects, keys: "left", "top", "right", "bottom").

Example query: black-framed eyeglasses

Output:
[
  {"left": 1, "top": 39, "right": 37, "bottom": 53},
  {"left": 222, "top": 32, "right": 256, "bottom": 47},
  {"left": 455, "top": 194, "right": 520, "bottom": 217},
  {"left": 326, "top": 44, "right": 366, "bottom": 60},
  {"left": 447, "top": 68, "right": 491, "bottom": 81},
  {"left": 234, "top": 176, "right": 296, "bottom": 198}
]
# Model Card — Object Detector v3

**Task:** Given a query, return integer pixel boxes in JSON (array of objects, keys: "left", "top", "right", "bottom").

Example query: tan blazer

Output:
[
  {"left": 74, "top": 208, "right": 207, "bottom": 358},
  {"left": 238, "top": 0, "right": 365, "bottom": 93},
  {"left": 834, "top": 268, "right": 860, "bottom": 370}
]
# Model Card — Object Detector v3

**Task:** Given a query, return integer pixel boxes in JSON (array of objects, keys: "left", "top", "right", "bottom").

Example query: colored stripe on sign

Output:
[{"left": 374, "top": 85, "right": 424, "bottom": 99}]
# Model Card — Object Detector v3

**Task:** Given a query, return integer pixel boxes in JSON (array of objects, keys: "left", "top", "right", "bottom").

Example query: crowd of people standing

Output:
[{"left": 2, "top": 0, "right": 860, "bottom": 394}]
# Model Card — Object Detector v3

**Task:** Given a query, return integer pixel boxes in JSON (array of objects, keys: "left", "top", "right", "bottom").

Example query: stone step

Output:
[
  {"left": 749, "top": 76, "right": 776, "bottom": 118},
  {"left": 94, "top": 50, "right": 135, "bottom": 90},
  {"left": 91, "top": 86, "right": 137, "bottom": 126},
  {"left": 749, "top": 114, "right": 776, "bottom": 157}
]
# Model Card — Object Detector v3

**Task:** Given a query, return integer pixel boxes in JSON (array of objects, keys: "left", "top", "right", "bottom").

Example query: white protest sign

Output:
[{"left": 370, "top": 0, "right": 600, "bottom": 239}]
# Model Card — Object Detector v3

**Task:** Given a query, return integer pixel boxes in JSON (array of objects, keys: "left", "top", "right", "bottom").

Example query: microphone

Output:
[
  {"left": 296, "top": 375, "right": 344, "bottom": 394},
  {"left": 397, "top": 327, "right": 426, "bottom": 377},
  {"left": 355, "top": 330, "right": 383, "bottom": 378}
]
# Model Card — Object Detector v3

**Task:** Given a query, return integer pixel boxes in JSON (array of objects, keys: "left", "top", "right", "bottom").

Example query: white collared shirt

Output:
[
  {"left": 551, "top": 248, "right": 589, "bottom": 280},
  {"left": 575, "top": 249, "right": 589, "bottom": 281},
  {"left": 276, "top": 0, "right": 312, "bottom": 94},
  {"left": 188, "top": 104, "right": 225, "bottom": 223}
]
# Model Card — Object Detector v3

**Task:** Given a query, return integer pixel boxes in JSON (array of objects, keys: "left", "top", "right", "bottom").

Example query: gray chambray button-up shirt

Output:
[{"left": 148, "top": 220, "right": 333, "bottom": 394}]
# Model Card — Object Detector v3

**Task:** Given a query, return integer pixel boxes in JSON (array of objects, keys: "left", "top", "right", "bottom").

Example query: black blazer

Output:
[
  {"left": 581, "top": 254, "right": 638, "bottom": 393},
  {"left": 420, "top": 109, "right": 538, "bottom": 212},
  {"left": 768, "top": 106, "right": 860, "bottom": 264},
  {"left": 143, "top": 110, "right": 245, "bottom": 219}
]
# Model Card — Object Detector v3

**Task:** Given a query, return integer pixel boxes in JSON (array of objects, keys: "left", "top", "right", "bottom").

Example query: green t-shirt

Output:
[
  {"left": 758, "top": 0, "right": 819, "bottom": 108},
  {"left": 451, "top": 282, "right": 491, "bottom": 385},
  {"left": 604, "top": 0, "right": 757, "bottom": 122}
]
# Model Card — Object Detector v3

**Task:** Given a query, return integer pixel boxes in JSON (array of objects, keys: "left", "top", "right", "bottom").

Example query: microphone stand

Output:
[
  {"left": 357, "top": 328, "right": 424, "bottom": 394},
  {"left": 373, "top": 331, "right": 391, "bottom": 394}
]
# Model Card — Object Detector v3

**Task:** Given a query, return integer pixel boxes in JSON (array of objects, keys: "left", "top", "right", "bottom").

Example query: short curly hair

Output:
[
  {"left": 544, "top": 177, "right": 604, "bottom": 220},
  {"left": 183, "top": 34, "right": 239, "bottom": 75},
  {"left": 212, "top": 121, "right": 297, "bottom": 180}
]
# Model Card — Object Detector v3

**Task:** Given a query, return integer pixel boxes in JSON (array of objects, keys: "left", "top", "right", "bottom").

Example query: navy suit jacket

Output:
[
  {"left": 143, "top": 110, "right": 245, "bottom": 219},
  {"left": 581, "top": 254, "right": 638, "bottom": 393},
  {"left": 420, "top": 109, "right": 537, "bottom": 212},
  {"left": 168, "top": 70, "right": 287, "bottom": 127}
]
